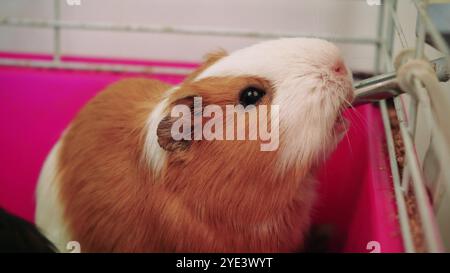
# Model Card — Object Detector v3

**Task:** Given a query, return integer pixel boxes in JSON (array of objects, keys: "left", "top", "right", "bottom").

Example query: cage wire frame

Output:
[
  {"left": 376, "top": 0, "right": 450, "bottom": 253},
  {"left": 0, "top": 0, "right": 449, "bottom": 253}
]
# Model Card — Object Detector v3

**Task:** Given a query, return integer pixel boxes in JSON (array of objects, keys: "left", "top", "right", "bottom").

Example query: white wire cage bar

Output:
[
  {"left": 0, "top": 0, "right": 380, "bottom": 75},
  {"left": 0, "top": 0, "right": 449, "bottom": 253}
]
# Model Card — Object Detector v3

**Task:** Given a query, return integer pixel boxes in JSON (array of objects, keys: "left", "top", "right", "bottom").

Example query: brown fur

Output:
[
  {"left": 56, "top": 54, "right": 315, "bottom": 252},
  {"left": 182, "top": 49, "right": 227, "bottom": 84}
]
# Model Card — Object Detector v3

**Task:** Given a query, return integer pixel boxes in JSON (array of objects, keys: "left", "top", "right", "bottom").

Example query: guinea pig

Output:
[{"left": 35, "top": 38, "right": 354, "bottom": 252}]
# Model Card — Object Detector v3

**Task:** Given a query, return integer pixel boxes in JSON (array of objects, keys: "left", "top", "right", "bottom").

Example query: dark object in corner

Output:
[
  {"left": 0, "top": 208, "right": 56, "bottom": 253},
  {"left": 303, "top": 224, "right": 334, "bottom": 253}
]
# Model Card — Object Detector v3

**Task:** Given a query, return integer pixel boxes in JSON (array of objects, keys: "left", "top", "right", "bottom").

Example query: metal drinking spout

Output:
[{"left": 352, "top": 56, "right": 449, "bottom": 106}]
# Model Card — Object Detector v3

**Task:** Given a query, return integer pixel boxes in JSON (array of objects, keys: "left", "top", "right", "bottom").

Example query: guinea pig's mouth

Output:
[{"left": 333, "top": 115, "right": 349, "bottom": 135}]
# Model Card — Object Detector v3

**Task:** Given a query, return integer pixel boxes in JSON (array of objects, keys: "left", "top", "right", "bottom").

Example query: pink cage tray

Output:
[{"left": 0, "top": 52, "right": 404, "bottom": 252}]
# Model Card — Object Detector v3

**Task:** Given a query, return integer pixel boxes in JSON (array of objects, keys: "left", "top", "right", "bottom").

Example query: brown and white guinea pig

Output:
[{"left": 35, "top": 38, "right": 353, "bottom": 252}]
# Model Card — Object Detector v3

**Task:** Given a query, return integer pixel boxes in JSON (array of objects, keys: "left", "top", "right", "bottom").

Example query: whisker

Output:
[
  {"left": 338, "top": 94, "right": 372, "bottom": 135},
  {"left": 342, "top": 112, "right": 354, "bottom": 159}
]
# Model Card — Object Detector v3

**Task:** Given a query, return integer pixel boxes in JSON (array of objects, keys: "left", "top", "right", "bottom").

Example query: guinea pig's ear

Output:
[
  {"left": 182, "top": 49, "right": 228, "bottom": 83},
  {"left": 156, "top": 96, "right": 197, "bottom": 152}
]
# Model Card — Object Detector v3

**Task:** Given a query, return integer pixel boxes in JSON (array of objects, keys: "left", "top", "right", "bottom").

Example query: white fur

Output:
[
  {"left": 143, "top": 86, "right": 179, "bottom": 176},
  {"left": 35, "top": 140, "right": 71, "bottom": 252},
  {"left": 195, "top": 38, "right": 341, "bottom": 84},
  {"left": 195, "top": 38, "right": 351, "bottom": 171}
]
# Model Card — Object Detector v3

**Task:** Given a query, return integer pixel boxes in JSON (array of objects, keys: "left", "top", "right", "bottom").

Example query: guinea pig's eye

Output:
[{"left": 239, "top": 87, "right": 266, "bottom": 106}]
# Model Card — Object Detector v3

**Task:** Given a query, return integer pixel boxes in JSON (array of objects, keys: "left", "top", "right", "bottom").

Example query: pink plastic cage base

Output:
[{"left": 0, "top": 52, "right": 404, "bottom": 252}]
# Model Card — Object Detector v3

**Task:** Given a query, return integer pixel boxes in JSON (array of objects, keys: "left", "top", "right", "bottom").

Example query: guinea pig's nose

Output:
[{"left": 331, "top": 60, "right": 347, "bottom": 77}]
